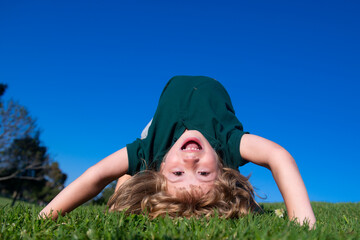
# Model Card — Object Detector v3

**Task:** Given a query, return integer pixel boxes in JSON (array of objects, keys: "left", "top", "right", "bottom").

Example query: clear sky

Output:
[{"left": 1, "top": 0, "right": 359, "bottom": 203}]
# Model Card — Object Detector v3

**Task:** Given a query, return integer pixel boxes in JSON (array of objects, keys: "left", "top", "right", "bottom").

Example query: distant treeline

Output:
[{"left": 0, "top": 83, "right": 67, "bottom": 205}]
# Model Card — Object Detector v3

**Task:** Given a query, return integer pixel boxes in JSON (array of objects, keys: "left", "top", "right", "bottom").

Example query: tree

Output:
[
  {"left": 0, "top": 134, "right": 46, "bottom": 181},
  {"left": 0, "top": 84, "right": 37, "bottom": 184},
  {"left": 0, "top": 84, "right": 8, "bottom": 98},
  {"left": 0, "top": 100, "right": 36, "bottom": 154},
  {"left": 0, "top": 135, "right": 67, "bottom": 204},
  {"left": 0, "top": 85, "right": 36, "bottom": 154},
  {"left": 0, "top": 83, "right": 67, "bottom": 204}
]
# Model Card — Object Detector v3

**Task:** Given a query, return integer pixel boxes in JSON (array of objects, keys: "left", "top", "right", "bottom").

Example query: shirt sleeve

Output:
[
  {"left": 225, "top": 129, "right": 249, "bottom": 169},
  {"left": 126, "top": 139, "right": 144, "bottom": 175}
]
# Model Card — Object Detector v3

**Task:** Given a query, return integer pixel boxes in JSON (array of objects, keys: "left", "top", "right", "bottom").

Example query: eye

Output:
[
  {"left": 173, "top": 171, "right": 184, "bottom": 176},
  {"left": 198, "top": 171, "right": 210, "bottom": 176}
]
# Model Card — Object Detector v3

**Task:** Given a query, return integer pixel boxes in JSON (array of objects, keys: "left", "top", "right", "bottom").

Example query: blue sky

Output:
[{"left": 1, "top": 0, "right": 359, "bottom": 203}]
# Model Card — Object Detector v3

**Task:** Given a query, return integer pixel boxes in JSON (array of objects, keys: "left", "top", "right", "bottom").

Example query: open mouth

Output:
[{"left": 181, "top": 138, "right": 202, "bottom": 151}]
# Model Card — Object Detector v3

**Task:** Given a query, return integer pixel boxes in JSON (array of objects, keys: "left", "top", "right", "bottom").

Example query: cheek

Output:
[
  {"left": 160, "top": 162, "right": 165, "bottom": 172},
  {"left": 160, "top": 152, "right": 178, "bottom": 172},
  {"left": 163, "top": 150, "right": 178, "bottom": 164},
  {"left": 209, "top": 153, "right": 220, "bottom": 168}
]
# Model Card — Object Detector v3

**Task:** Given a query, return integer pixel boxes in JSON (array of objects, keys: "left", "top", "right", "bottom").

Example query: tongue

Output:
[{"left": 184, "top": 142, "right": 199, "bottom": 149}]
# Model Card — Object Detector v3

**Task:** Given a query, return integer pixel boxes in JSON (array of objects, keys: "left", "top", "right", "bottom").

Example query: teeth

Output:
[{"left": 183, "top": 147, "right": 200, "bottom": 151}]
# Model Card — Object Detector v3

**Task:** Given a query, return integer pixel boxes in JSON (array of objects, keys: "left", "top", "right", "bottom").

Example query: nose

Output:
[{"left": 182, "top": 155, "right": 200, "bottom": 164}]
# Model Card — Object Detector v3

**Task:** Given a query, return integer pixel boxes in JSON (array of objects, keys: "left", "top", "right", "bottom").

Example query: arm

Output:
[
  {"left": 39, "top": 147, "right": 129, "bottom": 219},
  {"left": 240, "top": 134, "right": 316, "bottom": 227}
]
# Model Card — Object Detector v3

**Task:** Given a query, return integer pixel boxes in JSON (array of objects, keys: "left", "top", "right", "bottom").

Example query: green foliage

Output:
[
  {"left": 0, "top": 196, "right": 33, "bottom": 207},
  {"left": 0, "top": 136, "right": 67, "bottom": 203},
  {"left": 0, "top": 98, "right": 37, "bottom": 154},
  {"left": 0, "top": 84, "right": 7, "bottom": 98},
  {"left": 0, "top": 201, "right": 359, "bottom": 239},
  {"left": 0, "top": 83, "right": 67, "bottom": 204}
]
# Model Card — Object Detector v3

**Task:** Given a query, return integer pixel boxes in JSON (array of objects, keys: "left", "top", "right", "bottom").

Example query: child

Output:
[{"left": 40, "top": 76, "right": 316, "bottom": 227}]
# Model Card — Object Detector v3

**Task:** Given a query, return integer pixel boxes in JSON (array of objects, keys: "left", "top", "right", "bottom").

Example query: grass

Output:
[
  {"left": 0, "top": 199, "right": 359, "bottom": 239},
  {"left": 0, "top": 196, "right": 35, "bottom": 207}
]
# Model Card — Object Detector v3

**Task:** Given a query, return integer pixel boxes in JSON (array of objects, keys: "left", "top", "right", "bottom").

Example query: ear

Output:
[{"left": 160, "top": 162, "right": 165, "bottom": 172}]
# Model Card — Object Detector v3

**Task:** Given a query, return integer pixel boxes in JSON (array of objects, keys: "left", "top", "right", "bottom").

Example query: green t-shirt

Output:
[{"left": 126, "top": 76, "right": 248, "bottom": 175}]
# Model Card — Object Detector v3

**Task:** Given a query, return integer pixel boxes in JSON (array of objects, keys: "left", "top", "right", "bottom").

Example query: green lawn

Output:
[
  {"left": 0, "top": 199, "right": 359, "bottom": 239},
  {"left": 0, "top": 196, "right": 34, "bottom": 207}
]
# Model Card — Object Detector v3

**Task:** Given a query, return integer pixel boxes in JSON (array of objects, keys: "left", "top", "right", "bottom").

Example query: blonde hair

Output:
[{"left": 107, "top": 167, "right": 259, "bottom": 219}]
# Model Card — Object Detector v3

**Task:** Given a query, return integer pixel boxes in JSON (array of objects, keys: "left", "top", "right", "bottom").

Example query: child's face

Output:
[{"left": 160, "top": 130, "right": 220, "bottom": 196}]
